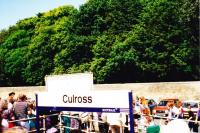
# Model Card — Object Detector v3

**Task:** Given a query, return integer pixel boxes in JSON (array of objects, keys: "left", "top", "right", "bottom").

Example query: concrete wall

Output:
[
  {"left": 0, "top": 81, "right": 199, "bottom": 101},
  {"left": 94, "top": 81, "right": 200, "bottom": 101}
]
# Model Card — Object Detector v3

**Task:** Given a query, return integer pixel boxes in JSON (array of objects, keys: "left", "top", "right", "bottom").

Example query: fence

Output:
[
  {"left": 135, "top": 114, "right": 200, "bottom": 133},
  {"left": 7, "top": 112, "right": 200, "bottom": 133},
  {"left": 7, "top": 113, "right": 128, "bottom": 133}
]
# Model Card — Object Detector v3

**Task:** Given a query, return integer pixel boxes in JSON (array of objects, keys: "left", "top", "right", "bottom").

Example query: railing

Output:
[
  {"left": 7, "top": 113, "right": 200, "bottom": 133},
  {"left": 135, "top": 113, "right": 200, "bottom": 133}
]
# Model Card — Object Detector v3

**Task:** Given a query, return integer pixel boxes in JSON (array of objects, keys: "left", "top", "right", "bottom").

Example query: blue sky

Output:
[{"left": 0, "top": 0, "right": 86, "bottom": 30}]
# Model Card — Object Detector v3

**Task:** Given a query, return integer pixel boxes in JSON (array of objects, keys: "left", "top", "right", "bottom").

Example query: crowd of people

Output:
[
  {"left": 0, "top": 92, "right": 200, "bottom": 133},
  {"left": 133, "top": 96, "right": 200, "bottom": 133},
  {"left": 0, "top": 92, "right": 129, "bottom": 133},
  {"left": 0, "top": 92, "right": 36, "bottom": 132}
]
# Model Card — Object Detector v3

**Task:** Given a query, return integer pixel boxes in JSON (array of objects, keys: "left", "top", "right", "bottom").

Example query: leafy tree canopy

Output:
[{"left": 0, "top": 0, "right": 199, "bottom": 86}]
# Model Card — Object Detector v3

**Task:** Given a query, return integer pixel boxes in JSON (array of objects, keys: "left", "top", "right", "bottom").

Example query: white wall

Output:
[{"left": 0, "top": 81, "right": 199, "bottom": 101}]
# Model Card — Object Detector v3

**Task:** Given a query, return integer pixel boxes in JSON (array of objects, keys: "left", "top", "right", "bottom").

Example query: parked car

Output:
[
  {"left": 153, "top": 98, "right": 179, "bottom": 117},
  {"left": 182, "top": 100, "right": 200, "bottom": 118}
]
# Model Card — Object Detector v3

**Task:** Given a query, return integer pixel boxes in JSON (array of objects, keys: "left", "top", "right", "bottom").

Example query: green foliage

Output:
[
  {"left": 123, "top": 0, "right": 199, "bottom": 81},
  {"left": 92, "top": 34, "right": 116, "bottom": 58},
  {"left": 98, "top": 42, "right": 141, "bottom": 83},
  {"left": 0, "top": 48, "right": 7, "bottom": 86},
  {"left": 54, "top": 35, "right": 96, "bottom": 73},
  {"left": 74, "top": 0, "right": 142, "bottom": 35},
  {"left": 2, "top": 30, "right": 29, "bottom": 49},
  {"left": 0, "top": 0, "right": 199, "bottom": 86},
  {"left": 4, "top": 48, "right": 28, "bottom": 85}
]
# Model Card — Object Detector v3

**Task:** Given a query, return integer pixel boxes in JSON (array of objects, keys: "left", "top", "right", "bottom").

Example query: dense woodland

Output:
[{"left": 0, "top": 0, "right": 199, "bottom": 86}]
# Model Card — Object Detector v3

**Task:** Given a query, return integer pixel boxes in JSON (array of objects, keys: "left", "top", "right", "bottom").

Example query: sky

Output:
[{"left": 0, "top": 0, "right": 86, "bottom": 30}]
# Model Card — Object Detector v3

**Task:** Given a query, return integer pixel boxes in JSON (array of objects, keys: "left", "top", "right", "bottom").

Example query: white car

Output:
[{"left": 182, "top": 100, "right": 200, "bottom": 118}]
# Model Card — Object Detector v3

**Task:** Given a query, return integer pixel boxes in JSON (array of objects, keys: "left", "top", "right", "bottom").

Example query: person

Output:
[
  {"left": 193, "top": 104, "right": 200, "bottom": 133},
  {"left": 106, "top": 113, "right": 126, "bottom": 133},
  {"left": 0, "top": 99, "right": 15, "bottom": 131},
  {"left": 187, "top": 105, "right": 195, "bottom": 132},
  {"left": 171, "top": 102, "right": 179, "bottom": 118},
  {"left": 138, "top": 108, "right": 152, "bottom": 132},
  {"left": 196, "top": 104, "right": 200, "bottom": 121},
  {"left": 8, "top": 92, "right": 15, "bottom": 104},
  {"left": 91, "top": 112, "right": 100, "bottom": 132},
  {"left": 13, "top": 94, "right": 29, "bottom": 130},
  {"left": 46, "top": 116, "right": 58, "bottom": 133},
  {"left": 70, "top": 112, "right": 82, "bottom": 132},
  {"left": 46, "top": 127, "right": 58, "bottom": 133},
  {"left": 176, "top": 101, "right": 183, "bottom": 119},
  {"left": 133, "top": 101, "right": 141, "bottom": 132},
  {"left": 0, "top": 92, "right": 15, "bottom": 113},
  {"left": 1, "top": 100, "right": 9, "bottom": 131},
  {"left": 98, "top": 112, "right": 109, "bottom": 133},
  {"left": 80, "top": 112, "right": 97, "bottom": 132},
  {"left": 139, "top": 96, "right": 148, "bottom": 111},
  {"left": 148, "top": 100, "right": 154, "bottom": 115},
  {"left": 167, "top": 102, "right": 174, "bottom": 122},
  {"left": 27, "top": 102, "right": 36, "bottom": 131},
  {"left": 160, "top": 119, "right": 190, "bottom": 133},
  {"left": 61, "top": 111, "right": 71, "bottom": 133}
]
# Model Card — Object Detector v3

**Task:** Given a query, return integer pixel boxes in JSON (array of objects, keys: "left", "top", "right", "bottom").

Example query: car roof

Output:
[
  {"left": 160, "top": 98, "right": 179, "bottom": 101},
  {"left": 182, "top": 100, "right": 200, "bottom": 103}
]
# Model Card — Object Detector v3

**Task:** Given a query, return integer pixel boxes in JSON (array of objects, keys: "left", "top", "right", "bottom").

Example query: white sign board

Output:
[
  {"left": 45, "top": 73, "right": 93, "bottom": 92},
  {"left": 37, "top": 90, "right": 130, "bottom": 109}
]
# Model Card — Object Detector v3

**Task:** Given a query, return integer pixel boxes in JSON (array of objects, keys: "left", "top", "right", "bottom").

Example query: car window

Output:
[
  {"left": 191, "top": 103, "right": 198, "bottom": 108},
  {"left": 158, "top": 100, "right": 168, "bottom": 106},
  {"left": 183, "top": 102, "right": 198, "bottom": 108}
]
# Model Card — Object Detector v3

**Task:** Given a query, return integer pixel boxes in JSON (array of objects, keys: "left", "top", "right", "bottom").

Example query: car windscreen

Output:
[
  {"left": 183, "top": 102, "right": 198, "bottom": 108},
  {"left": 158, "top": 100, "right": 168, "bottom": 106}
]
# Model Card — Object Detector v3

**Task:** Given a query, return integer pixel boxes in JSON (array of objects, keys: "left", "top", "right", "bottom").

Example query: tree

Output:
[
  {"left": 4, "top": 48, "right": 28, "bottom": 86},
  {"left": 21, "top": 6, "right": 78, "bottom": 85},
  {"left": 0, "top": 29, "right": 30, "bottom": 86},
  {"left": 54, "top": 35, "right": 96, "bottom": 74},
  {"left": 73, "top": 0, "right": 142, "bottom": 35},
  {"left": 124, "top": 0, "right": 199, "bottom": 81},
  {"left": 0, "top": 0, "right": 198, "bottom": 86}
]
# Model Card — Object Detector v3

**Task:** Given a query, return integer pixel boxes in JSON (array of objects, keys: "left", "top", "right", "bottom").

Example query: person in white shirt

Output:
[
  {"left": 172, "top": 104, "right": 179, "bottom": 118},
  {"left": 104, "top": 113, "right": 126, "bottom": 133}
]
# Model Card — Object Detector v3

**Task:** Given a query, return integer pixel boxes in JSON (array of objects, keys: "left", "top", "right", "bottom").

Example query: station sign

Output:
[{"left": 37, "top": 90, "right": 130, "bottom": 109}]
